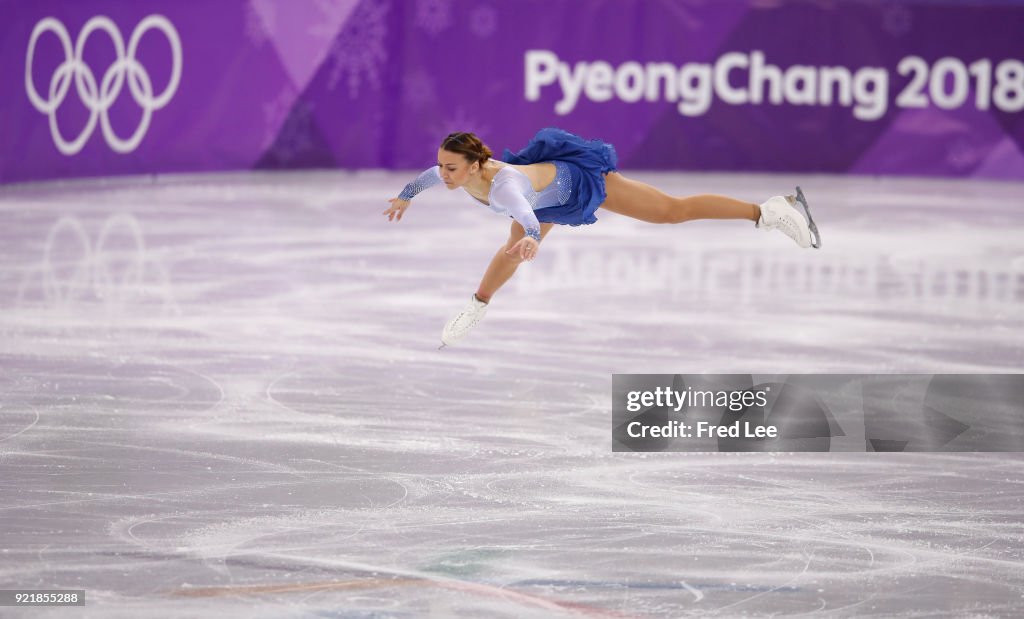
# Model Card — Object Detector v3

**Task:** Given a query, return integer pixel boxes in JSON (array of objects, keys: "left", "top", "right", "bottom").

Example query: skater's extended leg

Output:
[
  {"left": 600, "top": 172, "right": 815, "bottom": 248},
  {"left": 476, "top": 222, "right": 555, "bottom": 302},
  {"left": 600, "top": 172, "right": 760, "bottom": 224}
]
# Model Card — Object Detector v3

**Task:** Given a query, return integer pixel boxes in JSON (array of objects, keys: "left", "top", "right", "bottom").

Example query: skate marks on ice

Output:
[
  {"left": 8, "top": 450, "right": 1024, "bottom": 617},
  {"left": 0, "top": 172, "right": 1023, "bottom": 617}
]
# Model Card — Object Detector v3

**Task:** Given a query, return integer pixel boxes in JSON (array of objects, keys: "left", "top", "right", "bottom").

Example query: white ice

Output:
[{"left": 0, "top": 170, "right": 1022, "bottom": 617}]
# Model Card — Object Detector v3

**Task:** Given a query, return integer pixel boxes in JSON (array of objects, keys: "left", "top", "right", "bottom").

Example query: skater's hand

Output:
[
  {"left": 384, "top": 198, "right": 410, "bottom": 222},
  {"left": 506, "top": 236, "right": 539, "bottom": 261}
]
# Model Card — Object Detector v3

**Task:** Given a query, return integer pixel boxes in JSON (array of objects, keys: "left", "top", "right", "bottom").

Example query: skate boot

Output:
[
  {"left": 440, "top": 294, "right": 489, "bottom": 348},
  {"left": 757, "top": 186, "right": 821, "bottom": 249}
]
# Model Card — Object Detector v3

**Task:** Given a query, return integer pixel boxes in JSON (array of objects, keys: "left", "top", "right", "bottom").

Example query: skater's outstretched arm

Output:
[
  {"left": 384, "top": 167, "right": 444, "bottom": 221},
  {"left": 398, "top": 167, "right": 443, "bottom": 201}
]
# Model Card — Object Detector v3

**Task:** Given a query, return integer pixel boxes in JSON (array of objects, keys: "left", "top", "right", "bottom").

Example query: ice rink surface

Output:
[{"left": 1, "top": 170, "right": 1023, "bottom": 617}]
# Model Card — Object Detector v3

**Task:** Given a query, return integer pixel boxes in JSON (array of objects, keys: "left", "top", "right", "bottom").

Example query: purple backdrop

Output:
[{"left": 2, "top": 0, "right": 1023, "bottom": 183}]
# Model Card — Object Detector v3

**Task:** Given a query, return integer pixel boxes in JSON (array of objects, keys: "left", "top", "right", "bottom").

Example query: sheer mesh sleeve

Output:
[
  {"left": 490, "top": 178, "right": 542, "bottom": 242},
  {"left": 398, "top": 167, "right": 442, "bottom": 201}
]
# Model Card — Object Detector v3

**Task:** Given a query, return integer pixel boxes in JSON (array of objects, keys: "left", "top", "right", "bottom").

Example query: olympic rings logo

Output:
[{"left": 25, "top": 15, "right": 183, "bottom": 155}]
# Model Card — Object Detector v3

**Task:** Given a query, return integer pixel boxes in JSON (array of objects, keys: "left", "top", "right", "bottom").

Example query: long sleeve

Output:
[
  {"left": 490, "top": 177, "right": 542, "bottom": 242},
  {"left": 398, "top": 167, "right": 442, "bottom": 201}
]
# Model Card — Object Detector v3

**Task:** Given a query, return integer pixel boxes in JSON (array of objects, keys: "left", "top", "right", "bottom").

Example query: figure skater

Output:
[{"left": 385, "top": 128, "right": 821, "bottom": 347}]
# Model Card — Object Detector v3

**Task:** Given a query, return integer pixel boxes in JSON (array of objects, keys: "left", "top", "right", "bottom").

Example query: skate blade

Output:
[{"left": 788, "top": 186, "right": 822, "bottom": 249}]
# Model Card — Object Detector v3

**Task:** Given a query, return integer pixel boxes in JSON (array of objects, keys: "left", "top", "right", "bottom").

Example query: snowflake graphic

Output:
[
  {"left": 308, "top": 0, "right": 357, "bottom": 42},
  {"left": 327, "top": 0, "right": 390, "bottom": 98},
  {"left": 415, "top": 0, "right": 453, "bottom": 36},
  {"left": 432, "top": 107, "right": 492, "bottom": 144},
  {"left": 402, "top": 70, "right": 437, "bottom": 109},
  {"left": 468, "top": 5, "right": 497, "bottom": 39}
]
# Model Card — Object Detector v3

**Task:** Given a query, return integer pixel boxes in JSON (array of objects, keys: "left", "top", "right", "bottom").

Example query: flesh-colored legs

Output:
[
  {"left": 600, "top": 172, "right": 760, "bottom": 223},
  {"left": 475, "top": 222, "right": 555, "bottom": 302},
  {"left": 475, "top": 173, "right": 763, "bottom": 302}
]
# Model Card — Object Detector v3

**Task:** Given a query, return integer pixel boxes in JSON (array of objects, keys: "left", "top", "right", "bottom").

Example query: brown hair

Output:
[{"left": 440, "top": 132, "right": 492, "bottom": 167}]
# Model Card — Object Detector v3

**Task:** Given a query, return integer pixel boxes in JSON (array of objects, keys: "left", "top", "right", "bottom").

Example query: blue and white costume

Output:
[{"left": 398, "top": 128, "right": 619, "bottom": 242}]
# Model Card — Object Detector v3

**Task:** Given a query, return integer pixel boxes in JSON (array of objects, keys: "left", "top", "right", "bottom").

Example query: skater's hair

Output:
[{"left": 440, "top": 132, "right": 492, "bottom": 168}]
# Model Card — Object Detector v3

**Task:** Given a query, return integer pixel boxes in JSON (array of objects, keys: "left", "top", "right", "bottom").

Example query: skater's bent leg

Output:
[
  {"left": 475, "top": 246, "right": 519, "bottom": 303},
  {"left": 475, "top": 222, "right": 555, "bottom": 302},
  {"left": 601, "top": 172, "right": 760, "bottom": 224}
]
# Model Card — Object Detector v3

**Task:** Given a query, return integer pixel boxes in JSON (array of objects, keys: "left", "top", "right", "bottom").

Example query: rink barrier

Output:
[{"left": 2, "top": 0, "right": 1023, "bottom": 183}]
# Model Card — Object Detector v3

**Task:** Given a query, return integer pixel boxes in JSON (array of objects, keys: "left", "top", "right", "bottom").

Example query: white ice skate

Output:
[
  {"left": 757, "top": 186, "right": 822, "bottom": 249},
  {"left": 439, "top": 295, "right": 489, "bottom": 348}
]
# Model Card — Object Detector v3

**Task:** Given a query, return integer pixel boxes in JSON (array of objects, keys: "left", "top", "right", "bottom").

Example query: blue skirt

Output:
[{"left": 501, "top": 127, "right": 618, "bottom": 226}]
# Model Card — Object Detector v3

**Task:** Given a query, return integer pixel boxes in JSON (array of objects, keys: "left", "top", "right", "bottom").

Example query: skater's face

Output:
[{"left": 437, "top": 148, "right": 479, "bottom": 189}]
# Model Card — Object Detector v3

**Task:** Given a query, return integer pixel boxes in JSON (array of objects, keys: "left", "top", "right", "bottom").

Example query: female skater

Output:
[{"left": 385, "top": 128, "right": 820, "bottom": 347}]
